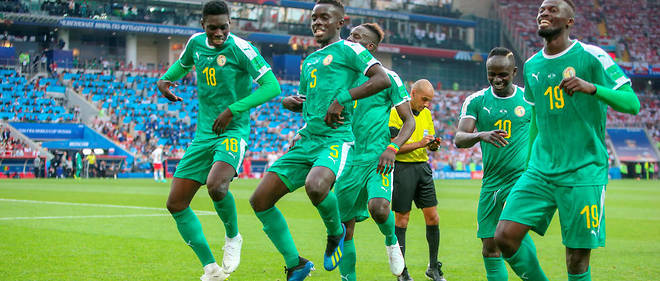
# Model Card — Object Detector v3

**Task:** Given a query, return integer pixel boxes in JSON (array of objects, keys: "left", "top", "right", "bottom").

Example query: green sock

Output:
[
  {"left": 338, "top": 239, "right": 357, "bottom": 281},
  {"left": 376, "top": 211, "right": 398, "bottom": 246},
  {"left": 212, "top": 191, "right": 239, "bottom": 238},
  {"left": 171, "top": 207, "right": 215, "bottom": 266},
  {"left": 504, "top": 234, "right": 548, "bottom": 281},
  {"left": 483, "top": 256, "right": 508, "bottom": 281},
  {"left": 314, "top": 191, "right": 343, "bottom": 236},
  {"left": 255, "top": 206, "right": 300, "bottom": 268},
  {"left": 568, "top": 266, "right": 591, "bottom": 281}
]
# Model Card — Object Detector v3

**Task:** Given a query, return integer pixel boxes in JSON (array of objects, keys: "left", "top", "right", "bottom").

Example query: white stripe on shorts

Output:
[
  {"left": 236, "top": 138, "right": 248, "bottom": 174},
  {"left": 335, "top": 141, "right": 353, "bottom": 179},
  {"left": 596, "top": 185, "right": 606, "bottom": 235}
]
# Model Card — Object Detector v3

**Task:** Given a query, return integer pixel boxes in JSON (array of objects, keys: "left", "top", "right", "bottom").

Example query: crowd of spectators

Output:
[
  {"left": 601, "top": 0, "right": 659, "bottom": 64},
  {"left": 0, "top": 0, "right": 28, "bottom": 13},
  {"left": 0, "top": 127, "right": 35, "bottom": 157}
]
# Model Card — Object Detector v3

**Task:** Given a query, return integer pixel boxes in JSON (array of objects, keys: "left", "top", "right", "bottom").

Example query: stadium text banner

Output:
[
  {"left": 58, "top": 18, "right": 202, "bottom": 36},
  {"left": 10, "top": 122, "right": 84, "bottom": 139}
]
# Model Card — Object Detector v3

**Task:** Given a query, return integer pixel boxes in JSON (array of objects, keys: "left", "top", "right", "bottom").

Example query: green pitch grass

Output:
[{"left": 1, "top": 179, "right": 658, "bottom": 280}]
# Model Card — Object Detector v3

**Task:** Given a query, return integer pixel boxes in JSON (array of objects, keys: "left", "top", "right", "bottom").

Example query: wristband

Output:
[
  {"left": 387, "top": 143, "right": 400, "bottom": 153},
  {"left": 336, "top": 90, "right": 353, "bottom": 105}
]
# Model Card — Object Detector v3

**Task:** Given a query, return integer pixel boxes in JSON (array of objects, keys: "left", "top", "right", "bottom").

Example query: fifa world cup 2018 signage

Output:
[{"left": 59, "top": 18, "right": 202, "bottom": 36}]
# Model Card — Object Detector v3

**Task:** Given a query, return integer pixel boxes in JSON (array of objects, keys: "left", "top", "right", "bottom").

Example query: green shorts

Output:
[
  {"left": 173, "top": 135, "right": 247, "bottom": 185},
  {"left": 335, "top": 163, "right": 393, "bottom": 223},
  {"left": 268, "top": 132, "right": 353, "bottom": 192},
  {"left": 477, "top": 184, "right": 512, "bottom": 238},
  {"left": 500, "top": 170, "right": 606, "bottom": 249}
]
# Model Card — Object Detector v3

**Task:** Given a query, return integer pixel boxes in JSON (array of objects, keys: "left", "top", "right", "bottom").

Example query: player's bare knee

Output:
[
  {"left": 566, "top": 248, "right": 591, "bottom": 274},
  {"left": 368, "top": 199, "right": 390, "bottom": 224},
  {"left": 304, "top": 180, "right": 330, "bottom": 205},
  {"left": 344, "top": 221, "right": 356, "bottom": 240},
  {"left": 482, "top": 239, "right": 501, "bottom": 257},
  {"left": 166, "top": 199, "right": 187, "bottom": 214},
  {"left": 207, "top": 180, "right": 229, "bottom": 201},
  {"left": 395, "top": 212, "right": 410, "bottom": 228}
]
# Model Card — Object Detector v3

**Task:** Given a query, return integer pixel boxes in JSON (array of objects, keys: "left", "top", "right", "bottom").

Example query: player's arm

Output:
[
  {"left": 455, "top": 118, "right": 509, "bottom": 148},
  {"left": 559, "top": 78, "right": 640, "bottom": 115},
  {"left": 525, "top": 106, "right": 538, "bottom": 166},
  {"left": 378, "top": 101, "right": 416, "bottom": 174},
  {"left": 157, "top": 60, "right": 191, "bottom": 102}
]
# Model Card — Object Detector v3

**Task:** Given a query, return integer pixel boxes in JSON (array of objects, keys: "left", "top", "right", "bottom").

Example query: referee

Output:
[{"left": 388, "top": 79, "right": 445, "bottom": 281}]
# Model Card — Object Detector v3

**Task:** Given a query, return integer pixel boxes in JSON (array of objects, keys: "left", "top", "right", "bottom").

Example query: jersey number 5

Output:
[
  {"left": 309, "top": 69, "right": 317, "bottom": 88},
  {"left": 202, "top": 67, "right": 217, "bottom": 86}
]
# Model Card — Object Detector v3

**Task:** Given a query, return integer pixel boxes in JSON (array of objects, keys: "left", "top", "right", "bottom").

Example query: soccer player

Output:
[
  {"left": 151, "top": 144, "right": 165, "bottom": 183},
  {"left": 332, "top": 23, "right": 415, "bottom": 280},
  {"left": 455, "top": 47, "right": 536, "bottom": 281},
  {"left": 248, "top": 1, "right": 391, "bottom": 280},
  {"left": 389, "top": 79, "right": 445, "bottom": 281},
  {"left": 156, "top": 1, "right": 281, "bottom": 280},
  {"left": 494, "top": 1, "right": 640, "bottom": 280},
  {"left": 74, "top": 150, "right": 82, "bottom": 179}
]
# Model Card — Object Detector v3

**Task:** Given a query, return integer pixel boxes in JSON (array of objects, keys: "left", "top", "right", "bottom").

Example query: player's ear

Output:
[
  {"left": 566, "top": 17, "right": 574, "bottom": 29},
  {"left": 200, "top": 17, "right": 205, "bottom": 28},
  {"left": 512, "top": 66, "right": 518, "bottom": 77}
]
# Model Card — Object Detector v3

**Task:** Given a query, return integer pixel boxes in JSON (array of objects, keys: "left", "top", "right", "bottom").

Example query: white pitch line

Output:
[
  {"left": 0, "top": 198, "right": 216, "bottom": 215},
  {"left": 0, "top": 213, "right": 216, "bottom": 221}
]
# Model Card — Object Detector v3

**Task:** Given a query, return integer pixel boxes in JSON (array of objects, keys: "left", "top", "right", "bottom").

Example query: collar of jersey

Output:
[
  {"left": 205, "top": 33, "right": 234, "bottom": 50},
  {"left": 541, "top": 39, "right": 578, "bottom": 60},
  {"left": 316, "top": 39, "right": 344, "bottom": 52},
  {"left": 490, "top": 86, "right": 519, "bottom": 100}
]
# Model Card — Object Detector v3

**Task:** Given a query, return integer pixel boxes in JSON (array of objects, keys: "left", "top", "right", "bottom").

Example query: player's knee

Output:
[
  {"left": 395, "top": 212, "right": 410, "bottom": 228},
  {"left": 344, "top": 223, "right": 356, "bottom": 241},
  {"left": 494, "top": 226, "right": 516, "bottom": 253},
  {"left": 368, "top": 199, "right": 390, "bottom": 224},
  {"left": 482, "top": 239, "right": 500, "bottom": 257},
  {"left": 424, "top": 211, "right": 440, "bottom": 225},
  {"left": 166, "top": 199, "right": 187, "bottom": 214},
  {"left": 207, "top": 179, "right": 230, "bottom": 201},
  {"left": 304, "top": 179, "right": 330, "bottom": 205},
  {"left": 566, "top": 248, "right": 591, "bottom": 274}
]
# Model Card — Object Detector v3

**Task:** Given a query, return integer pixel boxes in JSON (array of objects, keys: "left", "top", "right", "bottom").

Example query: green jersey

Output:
[
  {"left": 299, "top": 39, "right": 379, "bottom": 138},
  {"left": 460, "top": 86, "right": 531, "bottom": 192},
  {"left": 178, "top": 32, "right": 271, "bottom": 140},
  {"left": 523, "top": 40, "right": 630, "bottom": 186},
  {"left": 351, "top": 69, "right": 410, "bottom": 165}
]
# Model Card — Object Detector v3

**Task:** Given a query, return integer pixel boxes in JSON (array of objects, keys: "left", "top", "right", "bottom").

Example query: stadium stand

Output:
[{"left": 0, "top": 69, "right": 74, "bottom": 122}]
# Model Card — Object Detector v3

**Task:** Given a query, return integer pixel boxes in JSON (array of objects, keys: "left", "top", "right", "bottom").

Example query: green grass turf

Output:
[{"left": 0, "top": 179, "right": 658, "bottom": 280}]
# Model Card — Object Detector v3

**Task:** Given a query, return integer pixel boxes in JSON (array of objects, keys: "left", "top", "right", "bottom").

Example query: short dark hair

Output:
[
  {"left": 203, "top": 0, "right": 229, "bottom": 18},
  {"left": 361, "top": 23, "right": 385, "bottom": 44},
  {"left": 488, "top": 47, "right": 513, "bottom": 58},
  {"left": 316, "top": 0, "right": 344, "bottom": 14},
  {"left": 562, "top": 0, "right": 576, "bottom": 13}
]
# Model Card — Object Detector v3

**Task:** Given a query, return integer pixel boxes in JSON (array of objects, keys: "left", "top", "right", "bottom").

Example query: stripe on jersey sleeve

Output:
[
  {"left": 460, "top": 89, "right": 485, "bottom": 119},
  {"left": 583, "top": 43, "right": 631, "bottom": 90}
]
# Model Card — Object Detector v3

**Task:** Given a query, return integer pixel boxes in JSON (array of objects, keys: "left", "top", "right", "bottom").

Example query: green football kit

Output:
[
  {"left": 335, "top": 69, "right": 410, "bottom": 223},
  {"left": 500, "top": 40, "right": 632, "bottom": 249},
  {"left": 459, "top": 85, "right": 531, "bottom": 238},
  {"left": 268, "top": 39, "right": 380, "bottom": 190}
]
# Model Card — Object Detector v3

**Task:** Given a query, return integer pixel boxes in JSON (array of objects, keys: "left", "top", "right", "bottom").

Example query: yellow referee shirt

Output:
[{"left": 389, "top": 108, "right": 435, "bottom": 162}]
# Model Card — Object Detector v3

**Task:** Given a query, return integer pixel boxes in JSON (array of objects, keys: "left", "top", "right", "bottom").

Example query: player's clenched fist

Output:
[
  {"left": 559, "top": 76, "right": 596, "bottom": 96},
  {"left": 156, "top": 80, "right": 183, "bottom": 102},
  {"left": 324, "top": 99, "right": 345, "bottom": 129}
]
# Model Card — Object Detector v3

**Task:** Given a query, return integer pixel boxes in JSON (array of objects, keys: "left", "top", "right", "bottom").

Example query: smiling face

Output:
[
  {"left": 202, "top": 14, "right": 231, "bottom": 48},
  {"left": 346, "top": 25, "right": 377, "bottom": 52},
  {"left": 311, "top": 3, "right": 344, "bottom": 46},
  {"left": 486, "top": 55, "right": 516, "bottom": 96},
  {"left": 536, "top": 0, "right": 574, "bottom": 39}
]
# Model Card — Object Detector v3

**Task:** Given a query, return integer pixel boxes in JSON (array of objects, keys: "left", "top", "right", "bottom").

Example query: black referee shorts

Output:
[{"left": 392, "top": 161, "right": 437, "bottom": 213}]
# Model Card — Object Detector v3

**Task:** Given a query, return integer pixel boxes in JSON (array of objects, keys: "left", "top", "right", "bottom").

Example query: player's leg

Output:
[
  {"left": 206, "top": 160, "right": 241, "bottom": 273},
  {"left": 153, "top": 165, "right": 158, "bottom": 181},
  {"left": 392, "top": 162, "right": 415, "bottom": 280},
  {"left": 159, "top": 167, "right": 165, "bottom": 182},
  {"left": 496, "top": 172, "right": 554, "bottom": 281},
  {"left": 556, "top": 185, "right": 606, "bottom": 281},
  {"left": 339, "top": 219, "right": 357, "bottom": 281},
  {"left": 481, "top": 238, "right": 507, "bottom": 281},
  {"left": 413, "top": 163, "right": 444, "bottom": 281},
  {"left": 477, "top": 188, "right": 508, "bottom": 281}
]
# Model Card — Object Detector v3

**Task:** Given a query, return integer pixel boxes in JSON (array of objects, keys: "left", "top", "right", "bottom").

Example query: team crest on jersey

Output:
[
  {"left": 216, "top": 55, "right": 227, "bottom": 66},
  {"left": 515, "top": 106, "right": 526, "bottom": 117},
  {"left": 562, "top": 66, "right": 576, "bottom": 79},
  {"left": 323, "top": 54, "right": 333, "bottom": 65}
]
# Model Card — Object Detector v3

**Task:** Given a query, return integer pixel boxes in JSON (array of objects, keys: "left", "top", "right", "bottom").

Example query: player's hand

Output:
[
  {"left": 419, "top": 135, "right": 434, "bottom": 148},
  {"left": 212, "top": 108, "right": 233, "bottom": 135},
  {"left": 478, "top": 130, "right": 509, "bottom": 148},
  {"left": 324, "top": 99, "right": 345, "bottom": 129},
  {"left": 156, "top": 80, "right": 183, "bottom": 102},
  {"left": 428, "top": 137, "right": 441, "bottom": 151},
  {"left": 559, "top": 76, "right": 596, "bottom": 96},
  {"left": 377, "top": 148, "right": 396, "bottom": 174},
  {"left": 282, "top": 95, "right": 305, "bottom": 112}
]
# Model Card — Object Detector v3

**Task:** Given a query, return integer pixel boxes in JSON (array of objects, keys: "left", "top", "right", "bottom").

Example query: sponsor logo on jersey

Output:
[
  {"left": 562, "top": 66, "right": 576, "bottom": 79},
  {"left": 217, "top": 55, "right": 227, "bottom": 66},
  {"left": 515, "top": 105, "right": 526, "bottom": 117},
  {"left": 531, "top": 72, "right": 540, "bottom": 81},
  {"left": 323, "top": 54, "right": 333, "bottom": 65}
]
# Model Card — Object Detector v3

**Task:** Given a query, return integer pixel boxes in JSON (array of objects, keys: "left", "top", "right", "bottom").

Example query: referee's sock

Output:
[
  {"left": 376, "top": 211, "right": 398, "bottom": 246},
  {"left": 568, "top": 266, "right": 591, "bottom": 281},
  {"left": 504, "top": 233, "right": 548, "bottom": 281},
  {"left": 483, "top": 256, "right": 508, "bottom": 281},
  {"left": 394, "top": 226, "right": 406, "bottom": 257},
  {"left": 314, "top": 191, "right": 343, "bottom": 236},
  {"left": 426, "top": 224, "right": 439, "bottom": 265},
  {"left": 212, "top": 191, "right": 239, "bottom": 238},
  {"left": 255, "top": 206, "right": 300, "bottom": 268},
  {"left": 172, "top": 207, "right": 216, "bottom": 266},
  {"left": 338, "top": 239, "right": 357, "bottom": 281}
]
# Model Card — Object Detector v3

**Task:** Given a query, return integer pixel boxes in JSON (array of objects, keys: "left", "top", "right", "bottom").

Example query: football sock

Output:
[
  {"left": 504, "top": 233, "right": 548, "bottom": 281},
  {"left": 338, "top": 239, "right": 357, "bottom": 281},
  {"left": 483, "top": 256, "right": 508, "bottom": 281},
  {"left": 568, "top": 266, "right": 591, "bottom": 281},
  {"left": 255, "top": 206, "right": 300, "bottom": 268},
  {"left": 376, "top": 211, "right": 398, "bottom": 246},
  {"left": 426, "top": 224, "right": 439, "bottom": 265},
  {"left": 314, "top": 191, "right": 343, "bottom": 236},
  {"left": 172, "top": 207, "right": 215, "bottom": 266},
  {"left": 395, "top": 226, "right": 407, "bottom": 257},
  {"left": 153, "top": 170, "right": 158, "bottom": 181},
  {"left": 212, "top": 191, "right": 239, "bottom": 238}
]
